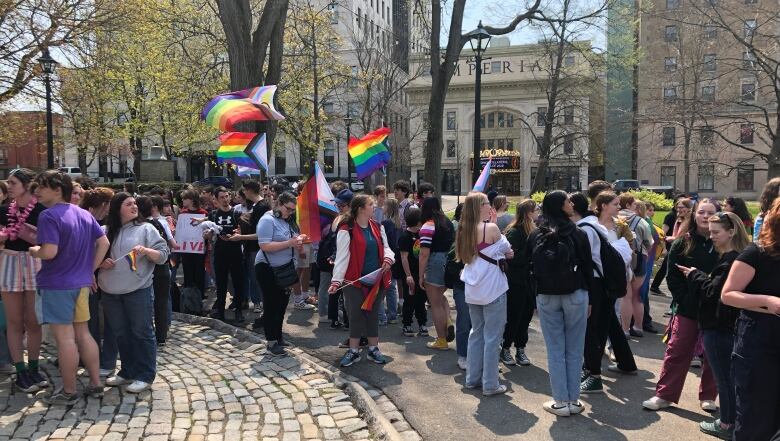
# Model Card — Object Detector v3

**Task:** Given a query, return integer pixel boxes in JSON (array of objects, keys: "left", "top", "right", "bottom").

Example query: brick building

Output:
[{"left": 0, "top": 111, "right": 64, "bottom": 176}]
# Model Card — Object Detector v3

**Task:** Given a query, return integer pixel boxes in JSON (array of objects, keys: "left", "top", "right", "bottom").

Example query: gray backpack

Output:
[{"left": 180, "top": 286, "right": 203, "bottom": 316}]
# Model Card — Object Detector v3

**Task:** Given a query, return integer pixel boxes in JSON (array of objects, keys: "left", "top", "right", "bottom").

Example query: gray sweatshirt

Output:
[{"left": 98, "top": 222, "right": 169, "bottom": 295}]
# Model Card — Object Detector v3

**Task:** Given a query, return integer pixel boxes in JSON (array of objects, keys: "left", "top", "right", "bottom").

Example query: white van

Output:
[{"left": 58, "top": 167, "right": 83, "bottom": 179}]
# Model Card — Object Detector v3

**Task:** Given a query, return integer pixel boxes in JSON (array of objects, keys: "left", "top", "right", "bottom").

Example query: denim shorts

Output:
[
  {"left": 36, "top": 287, "right": 91, "bottom": 324},
  {"left": 424, "top": 251, "right": 448, "bottom": 287}
]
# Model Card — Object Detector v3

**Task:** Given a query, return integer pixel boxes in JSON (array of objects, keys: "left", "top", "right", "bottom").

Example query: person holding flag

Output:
[{"left": 328, "top": 194, "right": 395, "bottom": 367}]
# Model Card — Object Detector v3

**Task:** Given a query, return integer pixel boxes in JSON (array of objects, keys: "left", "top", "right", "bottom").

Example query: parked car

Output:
[
  {"left": 194, "top": 176, "right": 233, "bottom": 189},
  {"left": 641, "top": 185, "right": 676, "bottom": 199},
  {"left": 349, "top": 178, "right": 364, "bottom": 191},
  {"left": 613, "top": 179, "right": 640, "bottom": 193},
  {"left": 59, "top": 167, "right": 83, "bottom": 179}
]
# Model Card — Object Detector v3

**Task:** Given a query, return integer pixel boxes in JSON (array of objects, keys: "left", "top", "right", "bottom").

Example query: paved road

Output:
[
  {"left": 0, "top": 321, "right": 375, "bottom": 441},
  {"left": 275, "top": 292, "right": 717, "bottom": 441}
]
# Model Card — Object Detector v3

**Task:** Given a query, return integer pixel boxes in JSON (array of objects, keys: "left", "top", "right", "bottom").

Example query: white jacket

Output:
[
  {"left": 460, "top": 235, "right": 511, "bottom": 305},
  {"left": 576, "top": 215, "right": 607, "bottom": 276}
]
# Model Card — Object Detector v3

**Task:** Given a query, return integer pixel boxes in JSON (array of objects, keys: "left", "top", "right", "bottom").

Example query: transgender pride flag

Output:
[{"left": 472, "top": 158, "right": 492, "bottom": 192}]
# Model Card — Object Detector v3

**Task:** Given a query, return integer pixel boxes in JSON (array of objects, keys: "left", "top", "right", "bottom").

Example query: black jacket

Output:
[
  {"left": 527, "top": 221, "right": 594, "bottom": 301},
  {"left": 505, "top": 226, "right": 531, "bottom": 293},
  {"left": 666, "top": 232, "right": 718, "bottom": 320},
  {"left": 687, "top": 251, "right": 740, "bottom": 332}
]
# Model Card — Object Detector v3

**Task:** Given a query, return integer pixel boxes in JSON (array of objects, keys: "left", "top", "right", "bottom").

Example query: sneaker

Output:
[
  {"left": 294, "top": 302, "right": 316, "bottom": 310},
  {"left": 500, "top": 348, "right": 516, "bottom": 366},
  {"left": 14, "top": 370, "right": 40, "bottom": 393},
  {"left": 388, "top": 318, "right": 398, "bottom": 324},
  {"left": 305, "top": 297, "right": 318, "bottom": 306},
  {"left": 629, "top": 328, "right": 644, "bottom": 338},
  {"left": 366, "top": 347, "right": 388, "bottom": 364},
  {"left": 417, "top": 325, "right": 429, "bottom": 336},
  {"left": 29, "top": 370, "right": 49, "bottom": 388},
  {"left": 580, "top": 375, "right": 604, "bottom": 394},
  {"left": 643, "top": 323, "right": 659, "bottom": 334},
  {"left": 330, "top": 321, "right": 344, "bottom": 329},
  {"left": 44, "top": 389, "right": 80, "bottom": 406},
  {"left": 663, "top": 309, "right": 673, "bottom": 317},
  {"left": 253, "top": 305, "right": 263, "bottom": 313},
  {"left": 457, "top": 356, "right": 467, "bottom": 370},
  {"left": 277, "top": 339, "right": 292, "bottom": 348},
  {"left": 426, "top": 338, "right": 450, "bottom": 350},
  {"left": 340, "top": 349, "right": 361, "bottom": 367},
  {"left": 642, "top": 396, "right": 672, "bottom": 411},
  {"left": 649, "top": 286, "right": 663, "bottom": 296},
  {"left": 568, "top": 401, "right": 585, "bottom": 415},
  {"left": 98, "top": 369, "right": 114, "bottom": 377},
  {"left": 483, "top": 384, "right": 508, "bottom": 396},
  {"left": 608, "top": 350, "right": 617, "bottom": 363},
  {"left": 581, "top": 370, "right": 590, "bottom": 384},
  {"left": 84, "top": 383, "right": 105, "bottom": 398},
  {"left": 402, "top": 326, "right": 415, "bottom": 336},
  {"left": 106, "top": 375, "right": 132, "bottom": 387},
  {"left": 606, "top": 364, "right": 638, "bottom": 375},
  {"left": 543, "top": 400, "right": 571, "bottom": 417},
  {"left": 700, "top": 400, "right": 718, "bottom": 412},
  {"left": 338, "top": 338, "right": 350, "bottom": 348},
  {"left": 445, "top": 320, "right": 455, "bottom": 343},
  {"left": 700, "top": 419, "right": 733, "bottom": 440},
  {"left": 691, "top": 357, "right": 703, "bottom": 368},
  {"left": 266, "top": 342, "right": 287, "bottom": 356},
  {"left": 515, "top": 349, "right": 531, "bottom": 366},
  {"left": 126, "top": 380, "right": 150, "bottom": 394},
  {"left": 157, "top": 341, "right": 167, "bottom": 348},
  {"left": 0, "top": 364, "right": 15, "bottom": 375},
  {"left": 209, "top": 311, "right": 225, "bottom": 321}
]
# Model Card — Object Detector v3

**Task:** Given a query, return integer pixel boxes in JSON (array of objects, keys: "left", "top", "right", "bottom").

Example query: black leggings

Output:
[
  {"left": 181, "top": 253, "right": 206, "bottom": 294},
  {"left": 651, "top": 253, "right": 669, "bottom": 290},
  {"left": 255, "top": 262, "right": 290, "bottom": 342},
  {"left": 503, "top": 285, "right": 535, "bottom": 349},
  {"left": 214, "top": 249, "right": 244, "bottom": 313},
  {"left": 583, "top": 279, "right": 637, "bottom": 375},
  {"left": 152, "top": 264, "right": 171, "bottom": 344},
  {"left": 401, "top": 279, "right": 428, "bottom": 327}
]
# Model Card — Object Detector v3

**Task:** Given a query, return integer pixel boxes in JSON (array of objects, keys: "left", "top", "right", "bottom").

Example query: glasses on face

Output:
[{"left": 284, "top": 204, "right": 296, "bottom": 211}]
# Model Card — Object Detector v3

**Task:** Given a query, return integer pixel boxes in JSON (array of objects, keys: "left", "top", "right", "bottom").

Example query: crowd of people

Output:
[{"left": 0, "top": 167, "right": 778, "bottom": 441}]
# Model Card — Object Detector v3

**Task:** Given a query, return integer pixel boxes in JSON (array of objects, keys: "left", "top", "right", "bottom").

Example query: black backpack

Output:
[
  {"left": 444, "top": 245, "right": 464, "bottom": 289},
  {"left": 580, "top": 223, "right": 628, "bottom": 299},
  {"left": 317, "top": 226, "right": 337, "bottom": 272},
  {"left": 531, "top": 227, "right": 581, "bottom": 293}
]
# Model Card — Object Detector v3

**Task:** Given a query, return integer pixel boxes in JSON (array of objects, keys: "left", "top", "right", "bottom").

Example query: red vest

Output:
[{"left": 339, "top": 219, "right": 391, "bottom": 289}]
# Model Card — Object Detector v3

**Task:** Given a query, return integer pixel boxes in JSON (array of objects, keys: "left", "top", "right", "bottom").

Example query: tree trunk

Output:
[
  {"left": 683, "top": 129, "right": 691, "bottom": 192},
  {"left": 78, "top": 148, "right": 88, "bottom": 173}
]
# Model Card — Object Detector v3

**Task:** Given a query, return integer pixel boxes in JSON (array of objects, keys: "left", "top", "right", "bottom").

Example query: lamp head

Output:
[
  {"left": 38, "top": 49, "right": 58, "bottom": 75},
  {"left": 466, "top": 21, "right": 492, "bottom": 56}
]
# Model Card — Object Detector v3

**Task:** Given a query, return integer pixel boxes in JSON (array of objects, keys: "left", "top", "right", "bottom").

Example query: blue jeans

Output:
[
  {"left": 466, "top": 293, "right": 507, "bottom": 391},
  {"left": 379, "top": 279, "right": 398, "bottom": 323},
  {"left": 702, "top": 329, "right": 736, "bottom": 425},
  {"left": 453, "top": 284, "right": 471, "bottom": 358},
  {"left": 101, "top": 287, "right": 157, "bottom": 383},
  {"left": 640, "top": 257, "right": 654, "bottom": 325},
  {"left": 89, "top": 291, "right": 119, "bottom": 371},
  {"left": 244, "top": 251, "right": 262, "bottom": 305},
  {"left": 537, "top": 289, "right": 589, "bottom": 402}
]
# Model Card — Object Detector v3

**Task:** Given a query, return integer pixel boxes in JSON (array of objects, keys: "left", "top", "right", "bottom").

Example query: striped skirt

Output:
[{"left": 0, "top": 249, "right": 41, "bottom": 292}]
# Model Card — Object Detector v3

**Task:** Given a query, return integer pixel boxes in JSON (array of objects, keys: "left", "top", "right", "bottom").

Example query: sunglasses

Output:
[{"left": 714, "top": 212, "right": 733, "bottom": 228}]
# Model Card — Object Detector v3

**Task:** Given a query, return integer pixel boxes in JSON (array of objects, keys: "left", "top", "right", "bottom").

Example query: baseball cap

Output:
[{"left": 334, "top": 189, "right": 354, "bottom": 206}]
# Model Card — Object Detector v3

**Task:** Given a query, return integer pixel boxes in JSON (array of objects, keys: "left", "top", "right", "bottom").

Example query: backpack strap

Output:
[{"left": 578, "top": 223, "right": 605, "bottom": 279}]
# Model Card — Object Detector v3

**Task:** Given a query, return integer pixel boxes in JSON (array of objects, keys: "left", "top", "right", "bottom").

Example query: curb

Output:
[{"left": 172, "top": 312, "right": 408, "bottom": 441}]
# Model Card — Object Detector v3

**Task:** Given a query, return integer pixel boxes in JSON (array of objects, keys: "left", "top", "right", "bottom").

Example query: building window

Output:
[
  {"left": 701, "top": 85, "right": 716, "bottom": 102},
  {"left": 741, "top": 82, "right": 756, "bottom": 101},
  {"left": 564, "top": 106, "right": 574, "bottom": 125},
  {"left": 704, "top": 25, "right": 717, "bottom": 39},
  {"left": 446, "top": 140, "right": 456, "bottom": 158},
  {"left": 506, "top": 113, "right": 514, "bottom": 127},
  {"left": 666, "top": 0, "right": 680, "bottom": 9},
  {"left": 563, "top": 134, "right": 575, "bottom": 155},
  {"left": 350, "top": 66, "right": 359, "bottom": 87},
  {"left": 535, "top": 135, "right": 544, "bottom": 155},
  {"left": 665, "top": 25, "right": 678, "bottom": 42},
  {"left": 700, "top": 126, "right": 715, "bottom": 145},
  {"left": 487, "top": 139, "right": 495, "bottom": 149},
  {"left": 743, "top": 51, "right": 757, "bottom": 69},
  {"left": 357, "top": 8, "right": 362, "bottom": 28},
  {"left": 328, "top": 3, "right": 338, "bottom": 24},
  {"left": 506, "top": 139, "right": 514, "bottom": 150},
  {"left": 703, "top": 54, "right": 717, "bottom": 72},
  {"left": 491, "top": 61, "right": 501, "bottom": 73},
  {"left": 347, "top": 102, "right": 358, "bottom": 118},
  {"left": 487, "top": 112, "right": 495, "bottom": 128},
  {"left": 497, "top": 112, "right": 505, "bottom": 127},
  {"left": 323, "top": 140, "right": 335, "bottom": 172},
  {"left": 422, "top": 114, "right": 429, "bottom": 130},
  {"left": 744, "top": 0, "right": 757, "bottom": 4},
  {"left": 707, "top": 0, "right": 718, "bottom": 5},
  {"left": 0, "top": 149, "right": 6, "bottom": 166},
  {"left": 740, "top": 124, "right": 754, "bottom": 144},
  {"left": 446, "top": 111, "right": 457, "bottom": 130},
  {"left": 381, "top": 1, "right": 385, "bottom": 18},
  {"left": 564, "top": 55, "right": 575, "bottom": 66},
  {"left": 661, "top": 166, "right": 676, "bottom": 187},
  {"left": 662, "top": 126, "right": 676, "bottom": 146},
  {"left": 322, "top": 102, "right": 334, "bottom": 114},
  {"left": 737, "top": 165, "right": 754, "bottom": 190},
  {"left": 275, "top": 148, "right": 286, "bottom": 175},
  {"left": 698, "top": 164, "right": 715, "bottom": 191},
  {"left": 664, "top": 57, "right": 677, "bottom": 72},
  {"left": 537, "top": 107, "right": 547, "bottom": 126},
  {"left": 497, "top": 139, "right": 505, "bottom": 149},
  {"left": 744, "top": 19, "right": 756, "bottom": 38},
  {"left": 664, "top": 86, "right": 677, "bottom": 101}
]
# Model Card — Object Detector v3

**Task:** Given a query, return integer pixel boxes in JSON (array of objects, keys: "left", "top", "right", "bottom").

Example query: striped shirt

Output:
[{"left": 418, "top": 219, "right": 454, "bottom": 252}]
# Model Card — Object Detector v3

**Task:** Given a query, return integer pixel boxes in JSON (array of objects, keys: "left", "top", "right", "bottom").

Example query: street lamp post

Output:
[
  {"left": 38, "top": 49, "right": 58, "bottom": 169},
  {"left": 465, "top": 21, "right": 491, "bottom": 186},
  {"left": 343, "top": 115, "right": 353, "bottom": 189},
  {"left": 336, "top": 134, "right": 341, "bottom": 179}
]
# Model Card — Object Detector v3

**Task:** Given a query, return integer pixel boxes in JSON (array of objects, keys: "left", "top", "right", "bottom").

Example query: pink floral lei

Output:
[{"left": 1, "top": 197, "right": 37, "bottom": 240}]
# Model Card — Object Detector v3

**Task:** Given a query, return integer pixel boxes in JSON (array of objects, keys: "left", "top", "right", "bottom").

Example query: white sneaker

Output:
[
  {"left": 294, "top": 302, "right": 315, "bottom": 310},
  {"left": 126, "top": 380, "right": 151, "bottom": 393},
  {"left": 543, "top": 400, "right": 571, "bottom": 416},
  {"left": 568, "top": 401, "right": 585, "bottom": 415},
  {"left": 701, "top": 400, "right": 718, "bottom": 411},
  {"left": 99, "top": 369, "right": 114, "bottom": 377},
  {"left": 642, "top": 396, "right": 672, "bottom": 411},
  {"left": 690, "top": 357, "right": 703, "bottom": 368},
  {"left": 457, "top": 356, "right": 467, "bottom": 370},
  {"left": 105, "top": 375, "right": 131, "bottom": 387},
  {"left": 0, "top": 364, "right": 15, "bottom": 375}
]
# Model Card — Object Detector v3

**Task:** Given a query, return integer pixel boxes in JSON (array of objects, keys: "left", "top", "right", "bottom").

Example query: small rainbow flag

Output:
[
  {"left": 216, "top": 132, "right": 267, "bottom": 170},
  {"left": 356, "top": 268, "right": 387, "bottom": 312},
  {"left": 125, "top": 250, "right": 137, "bottom": 272},
  {"left": 296, "top": 162, "right": 338, "bottom": 242},
  {"left": 347, "top": 127, "right": 392, "bottom": 180},
  {"left": 201, "top": 85, "right": 284, "bottom": 132},
  {"left": 472, "top": 158, "right": 492, "bottom": 193}
]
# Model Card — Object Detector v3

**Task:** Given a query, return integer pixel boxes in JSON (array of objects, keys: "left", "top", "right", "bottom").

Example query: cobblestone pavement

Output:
[{"left": 0, "top": 321, "right": 393, "bottom": 441}]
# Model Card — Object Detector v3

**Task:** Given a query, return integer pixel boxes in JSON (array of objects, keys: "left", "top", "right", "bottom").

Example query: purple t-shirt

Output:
[{"left": 36, "top": 203, "right": 105, "bottom": 290}]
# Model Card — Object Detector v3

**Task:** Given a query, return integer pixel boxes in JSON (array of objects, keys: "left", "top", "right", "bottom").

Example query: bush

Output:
[
  {"left": 90, "top": 181, "right": 191, "bottom": 194},
  {"left": 531, "top": 191, "right": 546, "bottom": 205},
  {"left": 627, "top": 189, "right": 674, "bottom": 211}
]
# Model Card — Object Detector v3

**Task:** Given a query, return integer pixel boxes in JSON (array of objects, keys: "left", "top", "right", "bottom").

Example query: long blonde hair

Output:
[
  {"left": 384, "top": 198, "right": 401, "bottom": 228},
  {"left": 455, "top": 192, "right": 487, "bottom": 264},
  {"left": 709, "top": 211, "right": 750, "bottom": 254}
]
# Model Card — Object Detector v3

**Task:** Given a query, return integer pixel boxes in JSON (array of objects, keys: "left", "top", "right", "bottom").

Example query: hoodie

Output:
[
  {"left": 98, "top": 222, "right": 170, "bottom": 295},
  {"left": 527, "top": 220, "right": 595, "bottom": 301},
  {"left": 576, "top": 215, "right": 607, "bottom": 276}
]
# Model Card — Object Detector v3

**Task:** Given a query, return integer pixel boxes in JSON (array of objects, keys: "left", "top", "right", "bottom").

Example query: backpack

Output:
[
  {"left": 444, "top": 245, "right": 464, "bottom": 289},
  {"left": 531, "top": 227, "right": 581, "bottom": 293},
  {"left": 317, "top": 224, "right": 338, "bottom": 272},
  {"left": 180, "top": 286, "right": 203, "bottom": 315},
  {"left": 627, "top": 215, "right": 646, "bottom": 276},
  {"left": 580, "top": 223, "right": 628, "bottom": 299}
]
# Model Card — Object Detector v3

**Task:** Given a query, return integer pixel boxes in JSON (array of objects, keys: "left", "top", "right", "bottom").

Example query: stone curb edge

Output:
[{"left": 172, "top": 312, "right": 409, "bottom": 441}]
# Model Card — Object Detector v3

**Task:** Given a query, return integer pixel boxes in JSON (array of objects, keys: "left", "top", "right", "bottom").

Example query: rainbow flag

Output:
[
  {"left": 216, "top": 132, "right": 267, "bottom": 170},
  {"left": 356, "top": 268, "right": 386, "bottom": 312},
  {"left": 125, "top": 250, "right": 137, "bottom": 272},
  {"left": 347, "top": 127, "right": 392, "bottom": 180},
  {"left": 472, "top": 158, "right": 492, "bottom": 192},
  {"left": 296, "top": 162, "right": 338, "bottom": 242},
  {"left": 201, "top": 85, "right": 285, "bottom": 132}
]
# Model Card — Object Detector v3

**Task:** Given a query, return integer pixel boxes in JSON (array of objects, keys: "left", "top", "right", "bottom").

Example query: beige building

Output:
[
  {"left": 636, "top": 0, "right": 776, "bottom": 198},
  {"left": 406, "top": 39, "right": 604, "bottom": 195}
]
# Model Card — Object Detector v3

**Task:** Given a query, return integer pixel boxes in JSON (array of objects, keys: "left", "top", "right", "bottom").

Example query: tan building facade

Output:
[{"left": 636, "top": 0, "right": 776, "bottom": 199}]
